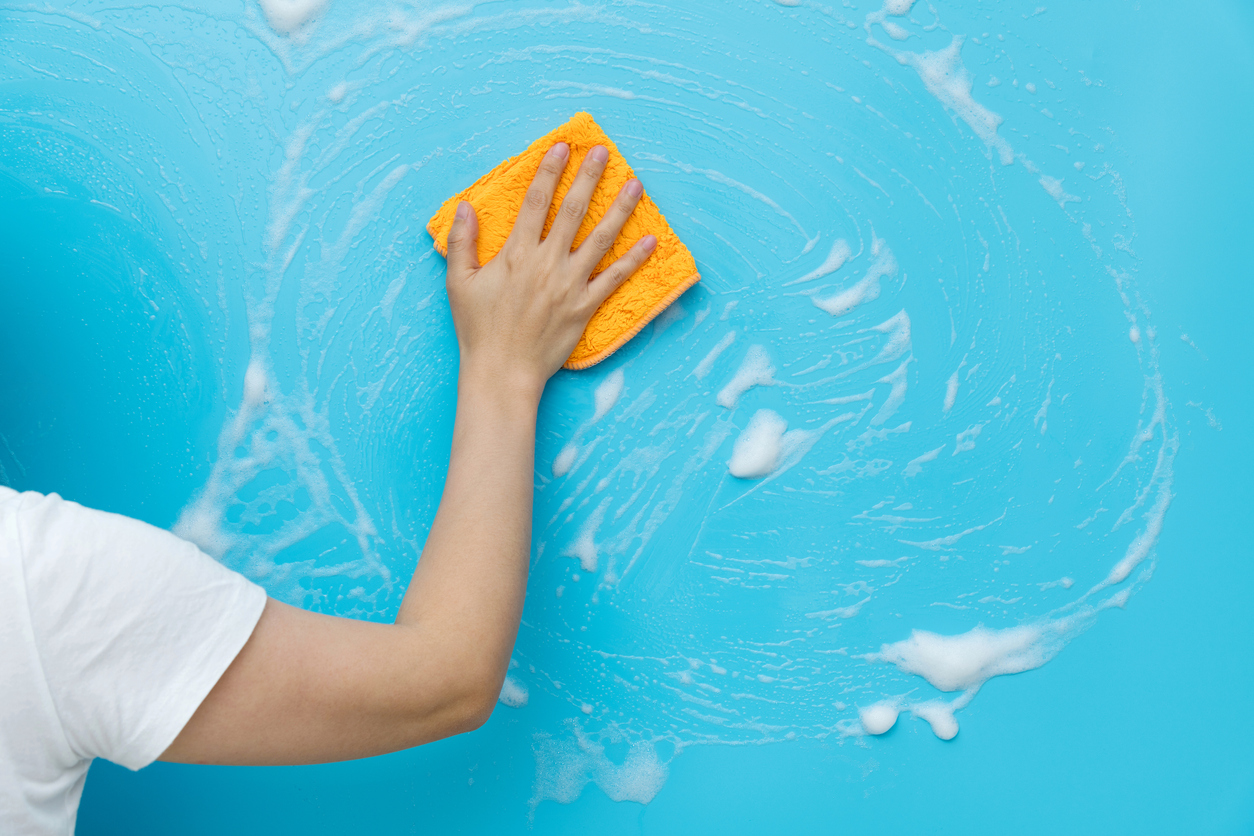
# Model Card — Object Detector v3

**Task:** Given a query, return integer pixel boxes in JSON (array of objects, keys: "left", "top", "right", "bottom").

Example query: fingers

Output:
[
  {"left": 586, "top": 234, "right": 657, "bottom": 307},
  {"left": 548, "top": 145, "right": 610, "bottom": 251},
  {"left": 508, "top": 142, "right": 570, "bottom": 245},
  {"left": 446, "top": 201, "right": 480, "bottom": 279},
  {"left": 573, "top": 177, "right": 643, "bottom": 274}
]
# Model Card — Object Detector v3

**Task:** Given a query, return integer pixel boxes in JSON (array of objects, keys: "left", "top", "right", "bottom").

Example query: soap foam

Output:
[
  {"left": 812, "top": 245, "right": 897, "bottom": 316},
  {"left": 259, "top": 0, "right": 329, "bottom": 34},
  {"left": 592, "top": 369, "right": 625, "bottom": 422},
  {"left": 564, "top": 497, "right": 611, "bottom": 572},
  {"left": 531, "top": 725, "right": 669, "bottom": 812},
  {"left": 872, "top": 624, "right": 1060, "bottom": 692},
  {"left": 942, "top": 369, "right": 959, "bottom": 413},
  {"left": 499, "top": 675, "right": 529, "bottom": 708},
  {"left": 728, "top": 409, "right": 788, "bottom": 478},
  {"left": 910, "top": 699, "right": 960, "bottom": 740},
  {"left": 903, "top": 444, "right": 943, "bottom": 477},
  {"left": 716, "top": 345, "right": 776, "bottom": 408},
  {"left": 552, "top": 443, "right": 579, "bottom": 477},
  {"left": 726, "top": 409, "right": 828, "bottom": 482},
  {"left": 1040, "top": 175, "right": 1080, "bottom": 208},
  {"left": 784, "top": 238, "right": 852, "bottom": 286},
  {"left": 869, "top": 361, "right": 910, "bottom": 426},
  {"left": 859, "top": 701, "right": 899, "bottom": 735},
  {"left": 868, "top": 21, "right": 1015, "bottom": 167},
  {"left": 693, "top": 331, "right": 736, "bottom": 380}
]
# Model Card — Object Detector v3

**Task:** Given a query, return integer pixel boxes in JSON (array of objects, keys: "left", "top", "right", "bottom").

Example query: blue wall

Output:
[{"left": 2, "top": 0, "right": 1251, "bottom": 832}]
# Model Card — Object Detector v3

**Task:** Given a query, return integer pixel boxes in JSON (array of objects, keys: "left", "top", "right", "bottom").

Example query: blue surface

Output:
[{"left": 1, "top": 0, "right": 1251, "bottom": 832}]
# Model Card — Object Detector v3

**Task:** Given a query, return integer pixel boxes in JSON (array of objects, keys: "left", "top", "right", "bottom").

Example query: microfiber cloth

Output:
[{"left": 427, "top": 112, "right": 700, "bottom": 370}]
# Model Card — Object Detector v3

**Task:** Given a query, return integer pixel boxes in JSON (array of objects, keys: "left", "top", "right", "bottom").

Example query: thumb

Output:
[{"left": 446, "top": 201, "right": 480, "bottom": 278}]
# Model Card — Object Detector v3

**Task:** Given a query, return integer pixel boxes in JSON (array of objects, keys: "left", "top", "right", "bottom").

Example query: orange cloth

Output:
[{"left": 427, "top": 112, "right": 700, "bottom": 370}]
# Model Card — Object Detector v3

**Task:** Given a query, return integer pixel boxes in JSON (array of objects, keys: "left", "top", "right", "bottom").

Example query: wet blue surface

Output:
[{"left": 2, "top": 0, "right": 1252, "bottom": 832}]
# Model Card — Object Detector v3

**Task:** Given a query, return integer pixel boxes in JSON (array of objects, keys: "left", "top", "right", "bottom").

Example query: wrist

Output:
[{"left": 457, "top": 357, "right": 547, "bottom": 411}]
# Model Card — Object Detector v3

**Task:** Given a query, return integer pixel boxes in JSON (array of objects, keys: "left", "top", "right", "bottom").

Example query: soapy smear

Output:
[
  {"left": 728, "top": 409, "right": 790, "bottom": 479},
  {"left": 500, "top": 675, "right": 530, "bottom": 709},
  {"left": 727, "top": 409, "right": 823, "bottom": 480},
  {"left": 531, "top": 723, "right": 669, "bottom": 812},
  {"left": 564, "top": 497, "right": 611, "bottom": 572},
  {"left": 693, "top": 331, "right": 736, "bottom": 380},
  {"left": 716, "top": 345, "right": 776, "bottom": 409},
  {"left": 785, "top": 239, "right": 853, "bottom": 286},
  {"left": 592, "top": 370, "right": 625, "bottom": 422},
  {"left": 1, "top": 0, "right": 1177, "bottom": 809},
  {"left": 811, "top": 242, "right": 896, "bottom": 317},
  {"left": 869, "top": 31, "right": 1016, "bottom": 166}
]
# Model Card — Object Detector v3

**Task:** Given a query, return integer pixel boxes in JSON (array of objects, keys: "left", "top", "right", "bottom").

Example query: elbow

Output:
[
  {"left": 453, "top": 686, "right": 496, "bottom": 731},
  {"left": 462, "top": 689, "right": 498, "bottom": 733},
  {"left": 441, "top": 670, "right": 500, "bottom": 737}
]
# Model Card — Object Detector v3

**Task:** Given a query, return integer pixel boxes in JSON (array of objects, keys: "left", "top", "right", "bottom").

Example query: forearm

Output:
[{"left": 396, "top": 362, "right": 543, "bottom": 696}]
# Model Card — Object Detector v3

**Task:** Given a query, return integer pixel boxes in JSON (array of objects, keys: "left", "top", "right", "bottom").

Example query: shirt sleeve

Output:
[{"left": 15, "top": 492, "right": 267, "bottom": 770}]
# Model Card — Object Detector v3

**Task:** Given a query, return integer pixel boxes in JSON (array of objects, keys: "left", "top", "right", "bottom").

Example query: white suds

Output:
[
  {"left": 953, "top": 423, "right": 983, "bottom": 454},
  {"left": 242, "top": 358, "right": 269, "bottom": 407},
  {"left": 869, "top": 310, "right": 913, "bottom": 366},
  {"left": 592, "top": 369, "right": 625, "bottom": 422},
  {"left": 859, "top": 701, "right": 900, "bottom": 734},
  {"left": 911, "top": 700, "right": 959, "bottom": 740},
  {"left": 531, "top": 726, "right": 668, "bottom": 810},
  {"left": 564, "top": 497, "right": 611, "bottom": 572},
  {"left": 1093, "top": 480, "right": 1171, "bottom": 590},
  {"left": 899, "top": 511, "right": 1006, "bottom": 551},
  {"left": 904, "top": 445, "right": 944, "bottom": 477},
  {"left": 499, "top": 675, "right": 529, "bottom": 708},
  {"left": 693, "top": 331, "right": 736, "bottom": 380},
  {"left": 812, "top": 244, "right": 897, "bottom": 316},
  {"left": 552, "top": 370, "right": 626, "bottom": 479},
  {"left": 553, "top": 443, "right": 578, "bottom": 477},
  {"left": 1039, "top": 175, "right": 1079, "bottom": 208},
  {"left": 727, "top": 409, "right": 819, "bottom": 479},
  {"left": 717, "top": 345, "right": 776, "bottom": 408},
  {"left": 882, "top": 20, "right": 909, "bottom": 40},
  {"left": 889, "top": 36, "right": 1015, "bottom": 165},
  {"left": 785, "top": 238, "right": 852, "bottom": 286},
  {"left": 870, "top": 361, "right": 910, "bottom": 426},
  {"left": 942, "top": 369, "right": 960, "bottom": 413},
  {"left": 259, "top": 0, "right": 328, "bottom": 34},
  {"left": 873, "top": 624, "right": 1060, "bottom": 692}
]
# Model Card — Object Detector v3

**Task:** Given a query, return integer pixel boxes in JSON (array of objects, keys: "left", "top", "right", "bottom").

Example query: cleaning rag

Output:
[{"left": 427, "top": 112, "right": 699, "bottom": 369}]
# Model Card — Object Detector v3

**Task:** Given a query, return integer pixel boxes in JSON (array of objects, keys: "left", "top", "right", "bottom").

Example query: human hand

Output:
[{"left": 443, "top": 142, "right": 656, "bottom": 397}]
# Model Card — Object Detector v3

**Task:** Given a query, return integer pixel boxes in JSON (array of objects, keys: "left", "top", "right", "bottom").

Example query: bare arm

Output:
[{"left": 161, "top": 142, "right": 656, "bottom": 765}]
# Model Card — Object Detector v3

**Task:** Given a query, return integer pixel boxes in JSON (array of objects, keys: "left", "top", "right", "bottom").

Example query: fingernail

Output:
[
  {"left": 589, "top": 145, "right": 608, "bottom": 164},
  {"left": 455, "top": 201, "right": 470, "bottom": 220},
  {"left": 550, "top": 142, "right": 569, "bottom": 159},
  {"left": 625, "top": 178, "right": 643, "bottom": 198},
  {"left": 642, "top": 234, "right": 657, "bottom": 252}
]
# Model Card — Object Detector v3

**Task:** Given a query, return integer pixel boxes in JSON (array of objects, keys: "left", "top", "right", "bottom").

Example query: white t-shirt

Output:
[{"left": 0, "top": 486, "right": 267, "bottom": 835}]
